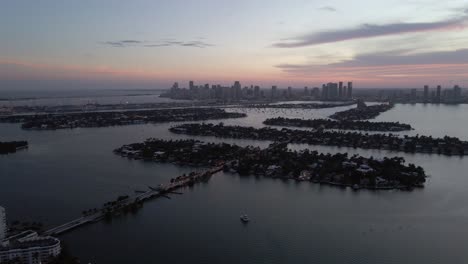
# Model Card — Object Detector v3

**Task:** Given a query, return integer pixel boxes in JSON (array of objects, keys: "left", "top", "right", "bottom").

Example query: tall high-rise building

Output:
[
  {"left": 287, "top": 87, "right": 292, "bottom": 98},
  {"left": 328, "top": 83, "right": 338, "bottom": 99},
  {"left": 0, "top": 206, "right": 6, "bottom": 241},
  {"left": 339, "top": 82, "right": 343, "bottom": 98},
  {"left": 312, "top": 87, "right": 320, "bottom": 98},
  {"left": 321, "top": 84, "right": 328, "bottom": 100},
  {"left": 214, "top": 85, "right": 222, "bottom": 99},
  {"left": 347, "top": 82, "right": 353, "bottom": 99},
  {"left": 271, "top": 86, "right": 277, "bottom": 99},
  {"left": 189, "top": 81, "right": 194, "bottom": 90},
  {"left": 233, "top": 81, "right": 242, "bottom": 100},
  {"left": 222, "top": 86, "right": 230, "bottom": 100},
  {"left": 424, "top": 85, "right": 429, "bottom": 101},
  {"left": 454, "top": 85, "right": 462, "bottom": 99},
  {"left": 304, "top": 86, "right": 309, "bottom": 96},
  {"left": 410, "top": 89, "right": 417, "bottom": 100},
  {"left": 254, "top": 86, "right": 260, "bottom": 98},
  {"left": 436, "top": 85, "right": 441, "bottom": 102}
]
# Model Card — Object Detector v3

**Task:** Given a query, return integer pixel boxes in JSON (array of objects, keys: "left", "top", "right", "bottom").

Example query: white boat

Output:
[{"left": 240, "top": 214, "right": 250, "bottom": 223}]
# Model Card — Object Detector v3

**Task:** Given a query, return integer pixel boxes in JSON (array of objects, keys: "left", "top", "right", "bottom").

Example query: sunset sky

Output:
[{"left": 1, "top": 0, "right": 468, "bottom": 89}]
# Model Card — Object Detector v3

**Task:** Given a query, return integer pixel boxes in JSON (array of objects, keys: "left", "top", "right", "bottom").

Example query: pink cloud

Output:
[{"left": 274, "top": 15, "right": 468, "bottom": 47}]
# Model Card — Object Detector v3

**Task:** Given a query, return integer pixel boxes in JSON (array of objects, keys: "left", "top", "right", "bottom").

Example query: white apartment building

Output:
[
  {"left": 0, "top": 207, "right": 61, "bottom": 264},
  {"left": 0, "top": 231, "right": 61, "bottom": 264}
]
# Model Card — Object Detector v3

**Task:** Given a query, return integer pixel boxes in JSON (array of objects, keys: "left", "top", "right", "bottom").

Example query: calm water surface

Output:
[
  {"left": 1, "top": 103, "right": 468, "bottom": 264},
  {"left": 0, "top": 89, "right": 181, "bottom": 107}
]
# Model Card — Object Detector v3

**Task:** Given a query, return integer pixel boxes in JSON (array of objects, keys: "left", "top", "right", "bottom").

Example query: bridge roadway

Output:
[{"left": 43, "top": 165, "right": 224, "bottom": 236}]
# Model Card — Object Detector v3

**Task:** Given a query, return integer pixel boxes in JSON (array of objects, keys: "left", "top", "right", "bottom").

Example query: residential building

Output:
[
  {"left": 347, "top": 82, "right": 353, "bottom": 99},
  {"left": 328, "top": 83, "right": 338, "bottom": 99},
  {"left": 271, "top": 86, "right": 277, "bottom": 99},
  {"left": 424, "top": 85, "right": 429, "bottom": 101},
  {"left": 321, "top": 84, "right": 328, "bottom": 100},
  {"left": 339, "top": 82, "right": 343, "bottom": 98},
  {"left": 436, "top": 85, "right": 441, "bottom": 102},
  {"left": 0, "top": 231, "right": 61, "bottom": 264}
]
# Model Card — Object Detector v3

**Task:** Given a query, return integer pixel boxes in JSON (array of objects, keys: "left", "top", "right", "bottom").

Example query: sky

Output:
[{"left": 1, "top": 0, "right": 468, "bottom": 89}]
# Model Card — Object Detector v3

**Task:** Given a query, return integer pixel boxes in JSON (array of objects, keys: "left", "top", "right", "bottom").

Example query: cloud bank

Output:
[
  {"left": 103, "top": 40, "right": 143, "bottom": 47},
  {"left": 318, "top": 6, "right": 337, "bottom": 12},
  {"left": 274, "top": 49, "right": 468, "bottom": 86},
  {"left": 274, "top": 16, "right": 468, "bottom": 48},
  {"left": 102, "top": 39, "right": 214, "bottom": 48},
  {"left": 276, "top": 49, "right": 468, "bottom": 70}
]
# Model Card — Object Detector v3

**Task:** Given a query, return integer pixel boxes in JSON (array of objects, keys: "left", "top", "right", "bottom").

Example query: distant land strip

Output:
[
  {"left": 170, "top": 123, "right": 468, "bottom": 156},
  {"left": 239, "top": 101, "right": 355, "bottom": 109},
  {"left": 0, "top": 108, "right": 246, "bottom": 130},
  {"left": 264, "top": 117, "right": 412, "bottom": 132},
  {"left": 330, "top": 103, "right": 394, "bottom": 120}
]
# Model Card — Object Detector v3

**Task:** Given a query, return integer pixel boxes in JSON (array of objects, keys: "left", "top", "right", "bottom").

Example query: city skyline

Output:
[
  {"left": 163, "top": 80, "right": 354, "bottom": 101},
  {"left": 2, "top": 0, "right": 468, "bottom": 89}
]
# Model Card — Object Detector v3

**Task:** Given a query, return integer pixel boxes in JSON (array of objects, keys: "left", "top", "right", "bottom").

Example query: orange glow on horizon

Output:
[{"left": 1, "top": 59, "right": 467, "bottom": 88}]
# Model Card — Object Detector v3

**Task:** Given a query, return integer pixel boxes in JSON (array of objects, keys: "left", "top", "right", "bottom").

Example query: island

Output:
[
  {"left": 169, "top": 123, "right": 468, "bottom": 156},
  {"left": 264, "top": 117, "right": 412, "bottom": 131},
  {"left": 240, "top": 101, "right": 355, "bottom": 109},
  {"left": 114, "top": 139, "right": 427, "bottom": 190},
  {"left": 0, "top": 141, "right": 28, "bottom": 154},
  {"left": 330, "top": 102, "right": 394, "bottom": 120},
  {"left": 0, "top": 108, "right": 246, "bottom": 130},
  {"left": 1, "top": 101, "right": 244, "bottom": 115}
]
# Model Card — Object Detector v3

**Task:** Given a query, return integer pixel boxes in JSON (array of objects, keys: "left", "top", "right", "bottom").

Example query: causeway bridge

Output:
[{"left": 43, "top": 165, "right": 224, "bottom": 236}]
